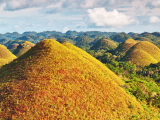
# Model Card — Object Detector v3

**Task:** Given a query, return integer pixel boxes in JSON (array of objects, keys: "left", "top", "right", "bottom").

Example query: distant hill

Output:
[
  {"left": 90, "top": 38, "right": 118, "bottom": 51},
  {"left": 0, "top": 44, "right": 16, "bottom": 66},
  {"left": 134, "top": 37, "right": 152, "bottom": 42},
  {"left": 5, "top": 40, "right": 24, "bottom": 47},
  {"left": 7, "top": 43, "right": 19, "bottom": 51},
  {"left": 75, "top": 35, "right": 94, "bottom": 50},
  {"left": 0, "top": 39, "right": 154, "bottom": 119},
  {"left": 112, "top": 39, "right": 138, "bottom": 55},
  {"left": 111, "top": 32, "right": 132, "bottom": 43},
  {"left": 0, "top": 38, "right": 9, "bottom": 45},
  {"left": 13, "top": 41, "right": 35, "bottom": 57},
  {"left": 122, "top": 41, "right": 160, "bottom": 66}
]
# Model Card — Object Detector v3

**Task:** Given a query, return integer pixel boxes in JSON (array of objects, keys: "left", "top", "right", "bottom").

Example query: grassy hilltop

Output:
[
  {"left": 122, "top": 41, "right": 160, "bottom": 66},
  {"left": 0, "top": 44, "right": 16, "bottom": 67},
  {"left": 113, "top": 39, "right": 138, "bottom": 55},
  {"left": 0, "top": 39, "right": 157, "bottom": 119},
  {"left": 90, "top": 38, "right": 118, "bottom": 51}
]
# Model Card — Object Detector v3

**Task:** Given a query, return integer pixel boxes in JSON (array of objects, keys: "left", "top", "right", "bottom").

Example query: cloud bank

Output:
[
  {"left": 150, "top": 16, "right": 160, "bottom": 23},
  {"left": 87, "top": 8, "right": 137, "bottom": 28}
]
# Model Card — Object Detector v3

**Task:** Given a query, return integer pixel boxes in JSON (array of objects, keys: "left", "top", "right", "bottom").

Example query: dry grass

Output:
[
  {"left": 0, "top": 44, "right": 17, "bottom": 66},
  {"left": 113, "top": 39, "right": 138, "bottom": 55},
  {"left": 123, "top": 41, "right": 160, "bottom": 66},
  {"left": 0, "top": 39, "right": 157, "bottom": 119}
]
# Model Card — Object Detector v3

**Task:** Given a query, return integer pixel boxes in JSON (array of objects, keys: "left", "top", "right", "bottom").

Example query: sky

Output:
[{"left": 0, "top": 0, "right": 160, "bottom": 34}]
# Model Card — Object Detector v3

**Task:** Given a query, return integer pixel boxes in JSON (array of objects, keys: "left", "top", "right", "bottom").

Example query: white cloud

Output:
[
  {"left": 146, "top": 0, "right": 160, "bottom": 9},
  {"left": 149, "top": 16, "right": 160, "bottom": 23},
  {"left": 87, "top": 8, "right": 138, "bottom": 28},
  {"left": 4, "top": 0, "right": 62, "bottom": 11},
  {"left": 14, "top": 25, "right": 22, "bottom": 30},
  {"left": 62, "top": 27, "right": 69, "bottom": 33}
]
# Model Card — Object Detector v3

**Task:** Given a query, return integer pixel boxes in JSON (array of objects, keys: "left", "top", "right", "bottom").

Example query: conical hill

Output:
[
  {"left": 13, "top": 41, "right": 35, "bottom": 57},
  {"left": 90, "top": 38, "right": 117, "bottom": 51},
  {"left": 122, "top": 41, "right": 160, "bottom": 66},
  {"left": 0, "top": 39, "right": 155, "bottom": 119},
  {"left": 7, "top": 43, "right": 19, "bottom": 50},
  {"left": 0, "top": 44, "right": 17, "bottom": 66},
  {"left": 113, "top": 39, "right": 138, "bottom": 55},
  {"left": 62, "top": 42, "right": 123, "bottom": 85}
]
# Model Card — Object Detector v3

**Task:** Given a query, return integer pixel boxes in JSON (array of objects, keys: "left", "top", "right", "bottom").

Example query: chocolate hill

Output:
[
  {"left": 122, "top": 41, "right": 160, "bottom": 66},
  {"left": 113, "top": 39, "right": 138, "bottom": 55},
  {"left": 90, "top": 38, "right": 117, "bottom": 51},
  {"left": 13, "top": 41, "right": 35, "bottom": 57},
  {"left": 0, "top": 44, "right": 16, "bottom": 67},
  {"left": 0, "top": 39, "right": 156, "bottom": 119},
  {"left": 7, "top": 43, "right": 19, "bottom": 50}
]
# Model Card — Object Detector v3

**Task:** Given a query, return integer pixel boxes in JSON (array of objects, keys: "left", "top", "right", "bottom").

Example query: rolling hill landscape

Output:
[
  {"left": 0, "top": 39, "right": 154, "bottom": 119},
  {"left": 0, "top": 30, "right": 160, "bottom": 119}
]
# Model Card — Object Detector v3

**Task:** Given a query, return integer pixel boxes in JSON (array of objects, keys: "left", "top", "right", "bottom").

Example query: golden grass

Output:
[
  {"left": 13, "top": 41, "right": 35, "bottom": 57},
  {"left": 123, "top": 41, "right": 160, "bottom": 66},
  {"left": 63, "top": 42, "right": 124, "bottom": 85},
  {"left": 122, "top": 49, "right": 158, "bottom": 66},
  {"left": 113, "top": 39, "right": 138, "bottom": 55},
  {"left": 131, "top": 41, "right": 160, "bottom": 61},
  {"left": 0, "top": 39, "right": 157, "bottom": 119},
  {"left": 0, "top": 44, "right": 16, "bottom": 67}
]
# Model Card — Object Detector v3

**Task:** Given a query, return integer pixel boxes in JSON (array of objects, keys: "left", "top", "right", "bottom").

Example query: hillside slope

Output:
[
  {"left": 0, "top": 39, "right": 156, "bottom": 119},
  {"left": 13, "top": 41, "right": 35, "bottom": 57},
  {"left": 122, "top": 41, "right": 160, "bottom": 66},
  {"left": 90, "top": 38, "right": 117, "bottom": 51},
  {"left": 0, "top": 44, "right": 17, "bottom": 66},
  {"left": 113, "top": 39, "right": 138, "bottom": 55}
]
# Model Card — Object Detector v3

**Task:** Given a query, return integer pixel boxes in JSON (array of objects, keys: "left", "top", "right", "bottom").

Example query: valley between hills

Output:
[{"left": 1, "top": 30, "right": 160, "bottom": 119}]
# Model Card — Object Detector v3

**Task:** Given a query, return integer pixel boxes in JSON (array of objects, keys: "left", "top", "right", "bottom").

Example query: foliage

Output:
[
  {"left": 90, "top": 38, "right": 118, "bottom": 52},
  {"left": 111, "top": 32, "right": 132, "bottom": 43},
  {"left": 13, "top": 41, "right": 35, "bottom": 57}
]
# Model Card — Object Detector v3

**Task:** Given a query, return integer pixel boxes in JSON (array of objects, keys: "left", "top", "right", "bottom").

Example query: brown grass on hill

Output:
[
  {"left": 13, "top": 41, "right": 35, "bottom": 57},
  {"left": 122, "top": 41, "right": 160, "bottom": 66},
  {"left": 113, "top": 39, "right": 138, "bottom": 55},
  {"left": 0, "top": 39, "right": 157, "bottom": 119},
  {"left": 122, "top": 49, "right": 158, "bottom": 66},
  {"left": 7, "top": 43, "right": 19, "bottom": 50},
  {"left": 130, "top": 41, "right": 160, "bottom": 61}
]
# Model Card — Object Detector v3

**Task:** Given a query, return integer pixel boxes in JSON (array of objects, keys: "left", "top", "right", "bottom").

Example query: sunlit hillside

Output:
[
  {"left": 0, "top": 39, "right": 156, "bottom": 119},
  {"left": 0, "top": 44, "right": 17, "bottom": 67},
  {"left": 122, "top": 41, "right": 160, "bottom": 66},
  {"left": 113, "top": 39, "right": 138, "bottom": 55}
]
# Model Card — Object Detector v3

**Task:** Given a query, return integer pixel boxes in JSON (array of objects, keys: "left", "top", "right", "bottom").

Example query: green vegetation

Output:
[
  {"left": 13, "top": 41, "right": 35, "bottom": 57},
  {"left": 111, "top": 32, "right": 132, "bottom": 42},
  {"left": 90, "top": 38, "right": 118, "bottom": 51}
]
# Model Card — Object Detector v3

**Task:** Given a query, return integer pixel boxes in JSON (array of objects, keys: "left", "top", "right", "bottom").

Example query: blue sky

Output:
[{"left": 0, "top": 0, "right": 160, "bottom": 34}]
